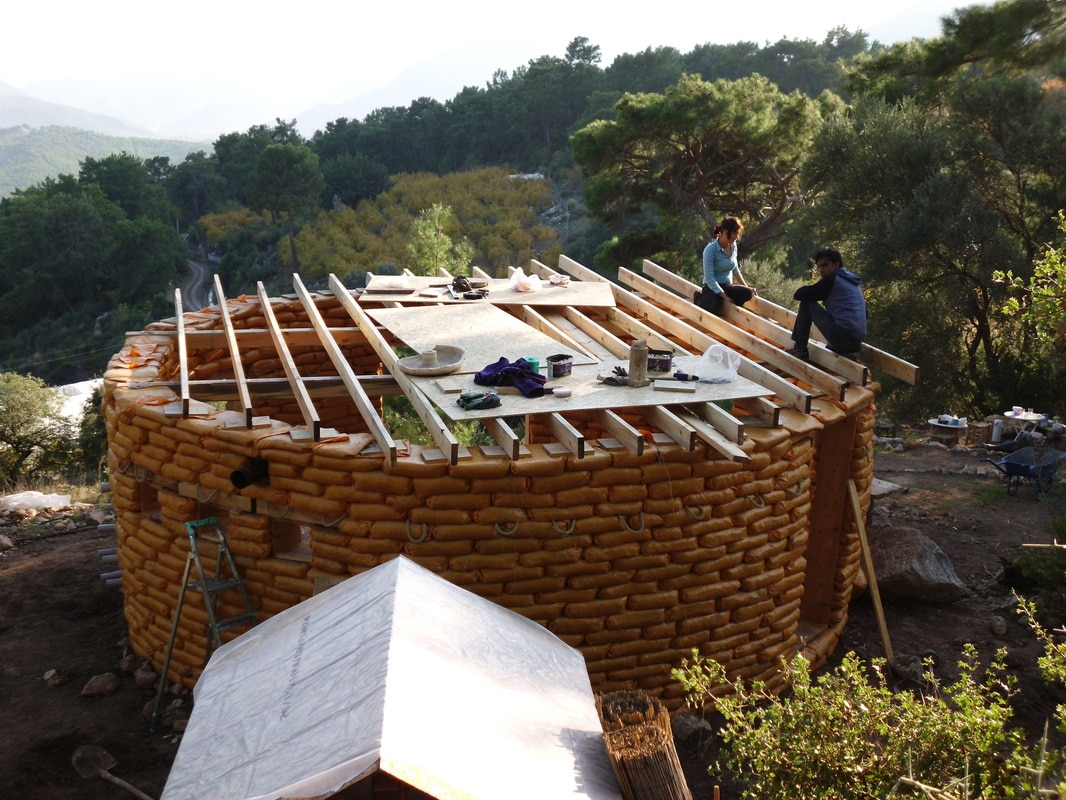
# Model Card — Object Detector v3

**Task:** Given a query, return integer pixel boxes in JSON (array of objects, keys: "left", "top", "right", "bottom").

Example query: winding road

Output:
[{"left": 182, "top": 259, "right": 211, "bottom": 310}]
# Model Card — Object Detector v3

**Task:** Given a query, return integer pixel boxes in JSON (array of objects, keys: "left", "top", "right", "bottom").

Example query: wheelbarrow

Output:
[{"left": 983, "top": 446, "right": 1066, "bottom": 495}]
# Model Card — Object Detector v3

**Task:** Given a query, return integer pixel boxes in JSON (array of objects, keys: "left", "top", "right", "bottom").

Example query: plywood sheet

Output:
[
  {"left": 360, "top": 275, "right": 615, "bottom": 307},
  {"left": 416, "top": 354, "right": 772, "bottom": 422},
  {"left": 367, "top": 304, "right": 599, "bottom": 372}
]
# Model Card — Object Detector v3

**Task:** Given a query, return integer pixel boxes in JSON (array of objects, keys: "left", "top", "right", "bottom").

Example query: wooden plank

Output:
[
  {"left": 174, "top": 289, "right": 191, "bottom": 418},
  {"left": 540, "top": 413, "right": 585, "bottom": 458},
  {"left": 366, "top": 303, "right": 599, "bottom": 371},
  {"left": 605, "top": 279, "right": 812, "bottom": 413},
  {"left": 257, "top": 282, "right": 321, "bottom": 440},
  {"left": 850, "top": 478, "right": 893, "bottom": 661},
  {"left": 602, "top": 307, "right": 692, "bottom": 356},
  {"left": 512, "top": 305, "right": 597, "bottom": 360},
  {"left": 176, "top": 327, "right": 368, "bottom": 348},
  {"left": 622, "top": 268, "right": 849, "bottom": 402},
  {"left": 140, "top": 375, "right": 401, "bottom": 400},
  {"left": 213, "top": 275, "right": 254, "bottom": 427},
  {"left": 559, "top": 307, "right": 631, "bottom": 359},
  {"left": 293, "top": 274, "right": 398, "bottom": 465},
  {"left": 640, "top": 405, "right": 697, "bottom": 451},
  {"left": 641, "top": 259, "right": 870, "bottom": 387},
  {"left": 330, "top": 273, "right": 460, "bottom": 464},
  {"left": 480, "top": 416, "right": 522, "bottom": 460},
  {"left": 361, "top": 273, "right": 616, "bottom": 307},
  {"left": 538, "top": 309, "right": 617, "bottom": 361},
  {"left": 733, "top": 396, "right": 781, "bottom": 428},
  {"left": 672, "top": 408, "right": 751, "bottom": 462},
  {"left": 688, "top": 401, "right": 745, "bottom": 445},
  {"left": 592, "top": 409, "right": 645, "bottom": 455},
  {"left": 641, "top": 258, "right": 917, "bottom": 385}
]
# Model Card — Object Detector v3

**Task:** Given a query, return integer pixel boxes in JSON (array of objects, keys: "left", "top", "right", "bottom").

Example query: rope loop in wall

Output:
[
  {"left": 194, "top": 485, "right": 218, "bottom": 504},
  {"left": 684, "top": 504, "right": 706, "bottom": 520},
  {"left": 406, "top": 519, "right": 430, "bottom": 543},
  {"left": 322, "top": 513, "right": 348, "bottom": 528},
  {"left": 495, "top": 521, "right": 520, "bottom": 537},
  {"left": 551, "top": 519, "right": 576, "bottom": 536},
  {"left": 748, "top": 493, "right": 766, "bottom": 508},
  {"left": 618, "top": 510, "right": 646, "bottom": 534},
  {"left": 266, "top": 502, "right": 292, "bottom": 519}
]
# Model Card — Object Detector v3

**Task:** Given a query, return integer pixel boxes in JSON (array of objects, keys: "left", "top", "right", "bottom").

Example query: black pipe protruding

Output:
[{"left": 231, "top": 457, "right": 270, "bottom": 490}]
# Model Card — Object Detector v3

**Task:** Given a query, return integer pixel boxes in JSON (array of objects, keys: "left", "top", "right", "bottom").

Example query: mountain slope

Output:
[{"left": 0, "top": 125, "right": 209, "bottom": 196}]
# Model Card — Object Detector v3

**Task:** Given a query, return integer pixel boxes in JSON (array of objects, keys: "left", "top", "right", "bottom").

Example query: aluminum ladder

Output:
[{"left": 150, "top": 517, "right": 255, "bottom": 732}]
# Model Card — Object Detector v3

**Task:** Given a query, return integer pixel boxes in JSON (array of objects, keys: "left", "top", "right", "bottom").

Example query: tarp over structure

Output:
[{"left": 161, "top": 556, "right": 623, "bottom": 800}]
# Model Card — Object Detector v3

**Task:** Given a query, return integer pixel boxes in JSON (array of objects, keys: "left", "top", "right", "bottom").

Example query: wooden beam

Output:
[
  {"left": 622, "top": 268, "right": 848, "bottom": 402},
  {"left": 733, "top": 396, "right": 781, "bottom": 428},
  {"left": 213, "top": 275, "right": 254, "bottom": 427},
  {"left": 640, "top": 405, "right": 697, "bottom": 451},
  {"left": 537, "top": 309, "right": 617, "bottom": 361},
  {"left": 136, "top": 375, "right": 402, "bottom": 400},
  {"left": 641, "top": 260, "right": 869, "bottom": 386},
  {"left": 160, "top": 327, "right": 369, "bottom": 348},
  {"left": 480, "top": 416, "right": 522, "bottom": 460},
  {"left": 672, "top": 408, "right": 751, "bottom": 462},
  {"left": 293, "top": 274, "right": 398, "bottom": 465},
  {"left": 257, "top": 282, "right": 320, "bottom": 440},
  {"left": 540, "top": 413, "right": 586, "bottom": 458},
  {"left": 687, "top": 401, "right": 745, "bottom": 445},
  {"left": 511, "top": 305, "right": 596, "bottom": 359},
  {"left": 592, "top": 409, "right": 645, "bottom": 455},
  {"left": 329, "top": 273, "right": 461, "bottom": 464},
  {"left": 559, "top": 307, "right": 631, "bottom": 359},
  {"left": 174, "top": 288, "right": 191, "bottom": 417},
  {"left": 604, "top": 278, "right": 812, "bottom": 413}
]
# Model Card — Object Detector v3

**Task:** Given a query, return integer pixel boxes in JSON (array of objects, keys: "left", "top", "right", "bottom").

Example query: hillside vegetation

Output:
[
  {"left": 0, "top": 125, "right": 208, "bottom": 197},
  {"left": 0, "top": 0, "right": 1063, "bottom": 426}
]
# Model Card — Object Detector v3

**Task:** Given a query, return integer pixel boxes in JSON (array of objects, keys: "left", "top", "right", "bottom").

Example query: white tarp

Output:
[{"left": 161, "top": 556, "right": 622, "bottom": 800}]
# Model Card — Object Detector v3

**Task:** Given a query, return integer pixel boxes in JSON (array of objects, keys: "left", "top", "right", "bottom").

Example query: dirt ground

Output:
[{"left": 1, "top": 440, "right": 1064, "bottom": 800}]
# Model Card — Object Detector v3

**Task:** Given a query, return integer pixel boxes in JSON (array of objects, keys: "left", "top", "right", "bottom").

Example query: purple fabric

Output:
[{"left": 474, "top": 357, "right": 547, "bottom": 398}]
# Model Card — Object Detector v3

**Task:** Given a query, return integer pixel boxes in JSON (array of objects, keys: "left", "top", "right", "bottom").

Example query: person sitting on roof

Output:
[
  {"left": 787, "top": 247, "right": 867, "bottom": 361},
  {"left": 695, "top": 215, "right": 755, "bottom": 316}
]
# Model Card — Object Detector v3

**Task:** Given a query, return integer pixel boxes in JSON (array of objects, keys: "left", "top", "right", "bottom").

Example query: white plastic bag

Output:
[
  {"left": 699, "top": 343, "right": 740, "bottom": 383},
  {"left": 509, "top": 267, "right": 542, "bottom": 293}
]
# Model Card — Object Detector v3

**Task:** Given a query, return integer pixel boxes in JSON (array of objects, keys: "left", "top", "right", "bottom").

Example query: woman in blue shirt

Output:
[{"left": 697, "top": 216, "right": 755, "bottom": 316}]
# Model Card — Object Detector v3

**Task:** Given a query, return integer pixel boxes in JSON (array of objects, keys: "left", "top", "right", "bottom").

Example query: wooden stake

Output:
[{"left": 848, "top": 479, "right": 893, "bottom": 661}]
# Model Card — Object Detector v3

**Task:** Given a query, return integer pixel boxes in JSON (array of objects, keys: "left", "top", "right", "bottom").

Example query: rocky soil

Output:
[{"left": 2, "top": 439, "right": 1065, "bottom": 799}]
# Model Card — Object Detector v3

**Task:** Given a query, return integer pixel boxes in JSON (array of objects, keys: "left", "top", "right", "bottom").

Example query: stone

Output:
[
  {"left": 134, "top": 662, "right": 159, "bottom": 689},
  {"left": 671, "top": 713, "right": 713, "bottom": 742},
  {"left": 43, "top": 668, "right": 66, "bottom": 687},
  {"left": 0, "top": 534, "right": 13, "bottom": 552},
  {"left": 991, "top": 616, "right": 1009, "bottom": 637},
  {"left": 81, "top": 671, "right": 120, "bottom": 697},
  {"left": 866, "top": 525, "right": 969, "bottom": 602}
]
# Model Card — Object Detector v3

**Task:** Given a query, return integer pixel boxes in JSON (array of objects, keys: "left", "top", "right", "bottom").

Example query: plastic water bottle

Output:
[{"left": 991, "top": 419, "right": 1003, "bottom": 443}]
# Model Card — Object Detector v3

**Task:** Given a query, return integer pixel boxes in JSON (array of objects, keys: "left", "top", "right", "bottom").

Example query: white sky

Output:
[{"left": 5, "top": 0, "right": 988, "bottom": 99}]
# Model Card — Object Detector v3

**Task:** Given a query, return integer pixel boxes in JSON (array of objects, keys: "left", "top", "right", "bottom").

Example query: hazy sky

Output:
[{"left": 3, "top": 0, "right": 991, "bottom": 136}]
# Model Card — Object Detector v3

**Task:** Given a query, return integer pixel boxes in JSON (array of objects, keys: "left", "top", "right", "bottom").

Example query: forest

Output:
[{"left": 0, "top": 0, "right": 1062, "bottom": 424}]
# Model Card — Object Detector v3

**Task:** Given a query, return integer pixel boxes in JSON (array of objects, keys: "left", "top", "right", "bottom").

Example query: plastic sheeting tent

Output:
[{"left": 161, "top": 556, "right": 623, "bottom": 800}]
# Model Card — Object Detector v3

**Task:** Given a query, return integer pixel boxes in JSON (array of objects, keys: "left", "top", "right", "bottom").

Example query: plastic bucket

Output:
[{"left": 546, "top": 354, "right": 573, "bottom": 378}]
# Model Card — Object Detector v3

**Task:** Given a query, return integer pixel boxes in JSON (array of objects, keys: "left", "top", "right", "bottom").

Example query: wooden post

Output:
[{"left": 849, "top": 479, "right": 893, "bottom": 661}]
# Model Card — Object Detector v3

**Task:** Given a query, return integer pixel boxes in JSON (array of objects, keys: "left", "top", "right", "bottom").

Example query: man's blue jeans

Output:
[{"left": 792, "top": 301, "right": 862, "bottom": 354}]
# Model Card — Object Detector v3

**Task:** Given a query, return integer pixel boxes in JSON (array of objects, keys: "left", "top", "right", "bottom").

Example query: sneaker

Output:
[{"left": 786, "top": 345, "right": 809, "bottom": 361}]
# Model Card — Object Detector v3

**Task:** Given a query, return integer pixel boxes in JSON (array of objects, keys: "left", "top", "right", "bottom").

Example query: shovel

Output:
[{"left": 71, "top": 744, "right": 156, "bottom": 800}]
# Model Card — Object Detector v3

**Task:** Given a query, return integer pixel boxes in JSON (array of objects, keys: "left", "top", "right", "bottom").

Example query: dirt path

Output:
[{"left": 1, "top": 443, "right": 1064, "bottom": 799}]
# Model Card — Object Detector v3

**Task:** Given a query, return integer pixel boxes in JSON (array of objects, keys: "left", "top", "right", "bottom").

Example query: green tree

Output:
[
  {"left": 0, "top": 372, "right": 76, "bottom": 487},
  {"left": 168, "top": 150, "right": 226, "bottom": 225},
  {"left": 252, "top": 143, "right": 326, "bottom": 269},
  {"left": 572, "top": 73, "right": 830, "bottom": 275},
  {"left": 406, "top": 203, "right": 474, "bottom": 276},
  {"left": 802, "top": 0, "right": 1066, "bottom": 418},
  {"left": 79, "top": 152, "right": 177, "bottom": 224}
]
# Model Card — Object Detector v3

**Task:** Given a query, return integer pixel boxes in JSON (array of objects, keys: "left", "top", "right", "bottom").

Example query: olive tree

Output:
[{"left": 0, "top": 372, "right": 78, "bottom": 487}]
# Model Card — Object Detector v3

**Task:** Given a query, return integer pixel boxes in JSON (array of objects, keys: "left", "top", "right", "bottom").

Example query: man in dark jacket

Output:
[{"left": 787, "top": 248, "right": 867, "bottom": 360}]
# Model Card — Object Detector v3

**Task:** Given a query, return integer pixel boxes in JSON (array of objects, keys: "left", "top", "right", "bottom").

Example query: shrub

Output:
[{"left": 673, "top": 647, "right": 1028, "bottom": 799}]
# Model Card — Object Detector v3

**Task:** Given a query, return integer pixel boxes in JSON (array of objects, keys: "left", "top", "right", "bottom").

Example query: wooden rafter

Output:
[
  {"left": 257, "top": 281, "right": 321, "bottom": 440},
  {"left": 292, "top": 274, "right": 398, "bottom": 465},
  {"left": 213, "top": 275, "right": 254, "bottom": 427},
  {"left": 174, "top": 288, "right": 191, "bottom": 418},
  {"left": 329, "top": 273, "right": 461, "bottom": 464}
]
